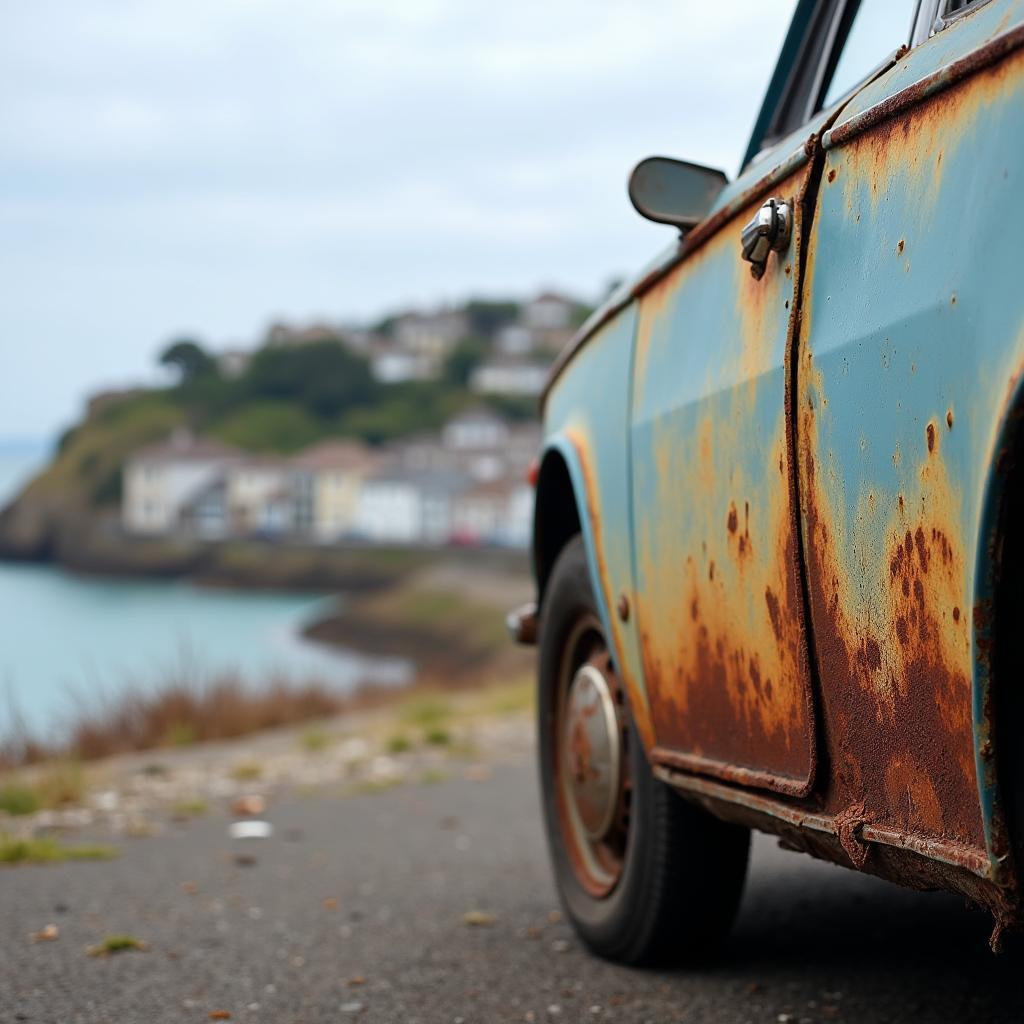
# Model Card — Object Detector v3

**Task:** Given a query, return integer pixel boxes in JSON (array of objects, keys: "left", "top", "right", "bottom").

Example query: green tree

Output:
[
  {"left": 465, "top": 300, "right": 520, "bottom": 337},
  {"left": 443, "top": 337, "right": 489, "bottom": 388},
  {"left": 159, "top": 338, "right": 216, "bottom": 384},
  {"left": 243, "top": 340, "right": 376, "bottom": 417}
]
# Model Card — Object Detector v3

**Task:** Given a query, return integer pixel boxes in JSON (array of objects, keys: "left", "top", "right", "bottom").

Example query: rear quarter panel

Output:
[{"left": 541, "top": 306, "right": 654, "bottom": 748}]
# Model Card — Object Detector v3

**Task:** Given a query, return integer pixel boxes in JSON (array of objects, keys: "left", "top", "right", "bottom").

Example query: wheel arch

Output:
[
  {"left": 532, "top": 441, "right": 588, "bottom": 609},
  {"left": 974, "top": 369, "right": 1024, "bottom": 892}
]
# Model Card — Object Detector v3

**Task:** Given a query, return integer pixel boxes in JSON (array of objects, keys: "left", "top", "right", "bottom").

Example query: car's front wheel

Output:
[{"left": 537, "top": 535, "right": 750, "bottom": 965}]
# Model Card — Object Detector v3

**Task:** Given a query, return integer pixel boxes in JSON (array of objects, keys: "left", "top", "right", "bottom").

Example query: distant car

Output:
[{"left": 510, "top": 0, "right": 1024, "bottom": 963}]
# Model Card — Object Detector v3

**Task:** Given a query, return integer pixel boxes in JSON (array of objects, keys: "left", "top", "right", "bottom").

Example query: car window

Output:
[{"left": 821, "top": 0, "right": 918, "bottom": 109}]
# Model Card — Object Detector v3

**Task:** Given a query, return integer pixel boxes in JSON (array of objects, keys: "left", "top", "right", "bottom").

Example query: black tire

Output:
[{"left": 537, "top": 535, "right": 750, "bottom": 965}]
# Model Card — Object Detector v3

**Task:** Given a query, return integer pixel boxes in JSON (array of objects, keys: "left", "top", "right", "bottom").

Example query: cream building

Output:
[{"left": 291, "top": 440, "right": 378, "bottom": 540}]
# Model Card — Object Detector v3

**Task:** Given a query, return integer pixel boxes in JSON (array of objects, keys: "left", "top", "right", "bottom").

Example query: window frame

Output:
[
  {"left": 749, "top": 0, "right": 925, "bottom": 166},
  {"left": 931, "top": 0, "right": 995, "bottom": 33}
]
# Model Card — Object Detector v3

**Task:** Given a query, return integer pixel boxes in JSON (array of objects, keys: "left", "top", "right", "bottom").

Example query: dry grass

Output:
[
  {"left": 0, "top": 672, "right": 347, "bottom": 769},
  {"left": 72, "top": 674, "right": 343, "bottom": 760},
  {"left": 0, "top": 655, "right": 536, "bottom": 775}
]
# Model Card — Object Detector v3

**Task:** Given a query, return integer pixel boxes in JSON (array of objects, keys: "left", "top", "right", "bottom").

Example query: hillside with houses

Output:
[
  {"left": 124, "top": 408, "right": 538, "bottom": 549},
  {"left": 0, "top": 289, "right": 592, "bottom": 575}
]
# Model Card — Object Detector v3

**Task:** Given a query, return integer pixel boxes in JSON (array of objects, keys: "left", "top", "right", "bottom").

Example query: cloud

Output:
[{"left": 0, "top": 0, "right": 795, "bottom": 437}]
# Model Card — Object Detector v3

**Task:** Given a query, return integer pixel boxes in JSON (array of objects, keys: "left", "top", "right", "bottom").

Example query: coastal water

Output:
[{"left": 0, "top": 443, "right": 407, "bottom": 738}]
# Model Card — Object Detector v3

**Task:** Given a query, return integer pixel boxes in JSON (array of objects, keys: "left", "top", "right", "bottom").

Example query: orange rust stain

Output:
[
  {"left": 798, "top": 352, "right": 981, "bottom": 847},
  {"left": 563, "top": 424, "right": 655, "bottom": 753},
  {"left": 897, "top": 238, "right": 905, "bottom": 255},
  {"left": 637, "top": 418, "right": 812, "bottom": 782},
  {"left": 885, "top": 757, "right": 945, "bottom": 835},
  {"left": 827, "top": 168, "right": 837, "bottom": 183},
  {"left": 840, "top": 45, "right": 1024, "bottom": 226},
  {"left": 631, "top": 165, "right": 815, "bottom": 790}
]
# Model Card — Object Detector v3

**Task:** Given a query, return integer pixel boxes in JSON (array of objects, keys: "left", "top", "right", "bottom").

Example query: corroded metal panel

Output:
[
  {"left": 797, "top": 12, "right": 1024, "bottom": 869},
  {"left": 630, "top": 160, "right": 818, "bottom": 795},
  {"left": 543, "top": 308, "right": 655, "bottom": 749}
]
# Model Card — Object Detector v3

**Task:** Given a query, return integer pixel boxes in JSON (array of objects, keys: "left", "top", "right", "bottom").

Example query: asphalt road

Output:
[{"left": 3, "top": 756, "right": 1023, "bottom": 1024}]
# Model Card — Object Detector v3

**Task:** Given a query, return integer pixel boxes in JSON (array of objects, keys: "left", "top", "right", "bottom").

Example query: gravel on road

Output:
[{"left": 3, "top": 755, "right": 1023, "bottom": 1024}]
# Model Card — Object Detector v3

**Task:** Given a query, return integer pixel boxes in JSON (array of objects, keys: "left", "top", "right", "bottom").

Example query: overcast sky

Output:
[{"left": 1, "top": 1, "right": 794, "bottom": 441}]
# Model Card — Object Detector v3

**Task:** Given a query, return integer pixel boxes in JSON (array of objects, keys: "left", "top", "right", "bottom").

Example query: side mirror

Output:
[{"left": 628, "top": 156, "right": 728, "bottom": 234}]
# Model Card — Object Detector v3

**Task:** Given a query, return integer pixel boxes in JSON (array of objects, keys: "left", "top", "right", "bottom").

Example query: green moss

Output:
[
  {"left": 87, "top": 934, "right": 147, "bottom": 955},
  {"left": 344, "top": 777, "right": 403, "bottom": 797},
  {"left": 171, "top": 797, "right": 208, "bottom": 817},
  {"left": 424, "top": 726, "right": 451, "bottom": 747},
  {"left": 166, "top": 722, "right": 199, "bottom": 748},
  {"left": 386, "top": 733, "right": 412, "bottom": 754},
  {"left": 398, "top": 696, "right": 452, "bottom": 729},
  {"left": 0, "top": 784, "right": 41, "bottom": 817},
  {"left": 0, "top": 835, "right": 118, "bottom": 865},
  {"left": 299, "top": 726, "right": 331, "bottom": 753},
  {"left": 230, "top": 761, "right": 262, "bottom": 782}
]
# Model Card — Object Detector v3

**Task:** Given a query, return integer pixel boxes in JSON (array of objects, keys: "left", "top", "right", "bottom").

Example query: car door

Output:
[
  {"left": 629, "top": 123, "right": 820, "bottom": 795},
  {"left": 629, "top": 0, "right": 931, "bottom": 798},
  {"left": 795, "top": 0, "right": 1024, "bottom": 857},
  {"left": 624, "top": 0, "right": 861, "bottom": 797}
]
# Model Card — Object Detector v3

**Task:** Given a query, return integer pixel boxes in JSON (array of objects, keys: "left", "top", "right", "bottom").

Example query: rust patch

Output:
[
  {"left": 826, "top": 23, "right": 1024, "bottom": 150},
  {"left": 798, "top": 335, "right": 982, "bottom": 851},
  {"left": 835, "top": 800, "right": 874, "bottom": 869},
  {"left": 563, "top": 425, "right": 656, "bottom": 753},
  {"left": 633, "top": 167, "right": 817, "bottom": 795}
]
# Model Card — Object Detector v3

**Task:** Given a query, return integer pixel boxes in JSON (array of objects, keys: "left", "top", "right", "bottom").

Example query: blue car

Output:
[{"left": 511, "top": 0, "right": 1024, "bottom": 963}]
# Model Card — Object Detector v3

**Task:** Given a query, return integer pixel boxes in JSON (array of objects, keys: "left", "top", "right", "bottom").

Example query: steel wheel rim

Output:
[{"left": 552, "top": 613, "right": 632, "bottom": 898}]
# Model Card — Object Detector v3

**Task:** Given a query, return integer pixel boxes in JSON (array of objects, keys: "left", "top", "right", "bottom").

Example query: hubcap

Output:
[
  {"left": 551, "top": 615, "right": 632, "bottom": 898},
  {"left": 563, "top": 665, "right": 621, "bottom": 841}
]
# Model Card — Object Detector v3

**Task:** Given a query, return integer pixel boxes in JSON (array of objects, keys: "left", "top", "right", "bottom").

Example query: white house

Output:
[
  {"left": 355, "top": 469, "right": 469, "bottom": 545},
  {"left": 122, "top": 432, "right": 240, "bottom": 536},
  {"left": 392, "top": 309, "right": 467, "bottom": 359},
  {"left": 441, "top": 408, "right": 510, "bottom": 451},
  {"left": 470, "top": 357, "right": 548, "bottom": 397},
  {"left": 495, "top": 323, "right": 534, "bottom": 356},
  {"left": 522, "top": 292, "right": 576, "bottom": 331},
  {"left": 451, "top": 478, "right": 534, "bottom": 548},
  {"left": 217, "top": 349, "right": 251, "bottom": 379},
  {"left": 368, "top": 341, "right": 434, "bottom": 384}
]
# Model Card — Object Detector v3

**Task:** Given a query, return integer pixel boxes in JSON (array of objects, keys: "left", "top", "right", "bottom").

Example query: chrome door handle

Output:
[{"left": 741, "top": 198, "right": 792, "bottom": 279}]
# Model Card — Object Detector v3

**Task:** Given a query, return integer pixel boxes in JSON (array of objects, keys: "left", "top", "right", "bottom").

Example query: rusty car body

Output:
[{"left": 521, "top": 0, "right": 1024, "bottom": 958}]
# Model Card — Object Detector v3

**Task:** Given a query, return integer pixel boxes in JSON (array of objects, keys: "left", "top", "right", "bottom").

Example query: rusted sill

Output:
[
  {"left": 824, "top": 21, "right": 1024, "bottom": 150},
  {"left": 538, "top": 141, "right": 813, "bottom": 412},
  {"left": 654, "top": 765, "right": 991, "bottom": 878},
  {"left": 650, "top": 744, "right": 814, "bottom": 799}
]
